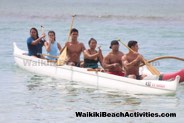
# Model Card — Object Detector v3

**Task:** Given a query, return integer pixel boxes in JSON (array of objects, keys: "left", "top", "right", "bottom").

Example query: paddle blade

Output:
[{"left": 57, "top": 47, "right": 68, "bottom": 66}]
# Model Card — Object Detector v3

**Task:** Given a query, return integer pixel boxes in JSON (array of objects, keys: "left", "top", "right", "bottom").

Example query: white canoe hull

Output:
[{"left": 13, "top": 42, "right": 179, "bottom": 95}]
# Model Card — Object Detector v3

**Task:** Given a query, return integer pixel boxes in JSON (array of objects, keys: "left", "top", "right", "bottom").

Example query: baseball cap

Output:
[{"left": 109, "top": 40, "right": 119, "bottom": 49}]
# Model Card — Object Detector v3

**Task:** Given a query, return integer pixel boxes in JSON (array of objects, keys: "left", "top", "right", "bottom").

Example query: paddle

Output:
[
  {"left": 57, "top": 15, "right": 76, "bottom": 65},
  {"left": 118, "top": 39, "right": 160, "bottom": 75},
  {"left": 41, "top": 25, "right": 46, "bottom": 40},
  {"left": 41, "top": 54, "right": 58, "bottom": 59}
]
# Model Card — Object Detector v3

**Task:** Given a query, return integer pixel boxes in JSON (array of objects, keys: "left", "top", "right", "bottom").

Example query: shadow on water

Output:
[
  {"left": 26, "top": 75, "right": 50, "bottom": 90},
  {"left": 24, "top": 72, "right": 143, "bottom": 104}
]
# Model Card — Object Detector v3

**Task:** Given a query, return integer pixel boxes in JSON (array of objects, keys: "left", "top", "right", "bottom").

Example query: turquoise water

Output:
[{"left": 0, "top": 0, "right": 184, "bottom": 122}]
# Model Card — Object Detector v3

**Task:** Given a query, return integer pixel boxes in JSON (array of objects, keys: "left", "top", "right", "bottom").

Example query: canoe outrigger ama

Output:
[{"left": 13, "top": 42, "right": 180, "bottom": 95}]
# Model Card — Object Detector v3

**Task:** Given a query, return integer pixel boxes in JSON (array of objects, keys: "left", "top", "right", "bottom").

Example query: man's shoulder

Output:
[
  {"left": 65, "top": 42, "right": 71, "bottom": 46},
  {"left": 118, "top": 51, "right": 124, "bottom": 55},
  {"left": 77, "top": 42, "right": 85, "bottom": 50},
  {"left": 78, "top": 42, "right": 85, "bottom": 46},
  {"left": 105, "top": 52, "right": 112, "bottom": 58}
]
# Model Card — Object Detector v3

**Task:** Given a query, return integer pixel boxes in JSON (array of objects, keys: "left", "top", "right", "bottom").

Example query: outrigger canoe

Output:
[{"left": 13, "top": 42, "right": 180, "bottom": 95}]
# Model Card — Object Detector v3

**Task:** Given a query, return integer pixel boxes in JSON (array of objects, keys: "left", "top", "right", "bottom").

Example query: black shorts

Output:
[
  {"left": 74, "top": 62, "right": 80, "bottom": 67},
  {"left": 136, "top": 75, "right": 142, "bottom": 80},
  {"left": 125, "top": 75, "right": 142, "bottom": 80},
  {"left": 36, "top": 55, "right": 42, "bottom": 58}
]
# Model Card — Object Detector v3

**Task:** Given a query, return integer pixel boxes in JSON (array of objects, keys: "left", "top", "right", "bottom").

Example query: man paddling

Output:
[
  {"left": 27, "top": 27, "right": 46, "bottom": 58},
  {"left": 122, "top": 40, "right": 184, "bottom": 82},
  {"left": 65, "top": 28, "right": 86, "bottom": 67},
  {"left": 103, "top": 40, "right": 125, "bottom": 76},
  {"left": 122, "top": 40, "right": 147, "bottom": 80}
]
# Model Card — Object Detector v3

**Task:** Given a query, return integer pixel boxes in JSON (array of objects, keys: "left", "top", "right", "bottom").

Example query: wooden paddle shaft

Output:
[
  {"left": 67, "top": 15, "right": 76, "bottom": 42},
  {"left": 41, "top": 54, "right": 59, "bottom": 58},
  {"left": 41, "top": 25, "right": 46, "bottom": 40},
  {"left": 57, "top": 15, "right": 76, "bottom": 65}
]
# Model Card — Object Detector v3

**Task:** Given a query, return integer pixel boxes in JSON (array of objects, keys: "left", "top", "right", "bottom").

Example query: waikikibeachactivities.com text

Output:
[{"left": 75, "top": 112, "right": 176, "bottom": 118}]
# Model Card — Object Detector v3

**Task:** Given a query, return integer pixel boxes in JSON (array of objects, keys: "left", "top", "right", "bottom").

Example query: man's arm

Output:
[
  {"left": 103, "top": 55, "right": 116, "bottom": 69},
  {"left": 80, "top": 43, "right": 86, "bottom": 51},
  {"left": 81, "top": 43, "right": 86, "bottom": 57},
  {"left": 122, "top": 55, "right": 141, "bottom": 69},
  {"left": 139, "top": 55, "right": 145, "bottom": 65}
]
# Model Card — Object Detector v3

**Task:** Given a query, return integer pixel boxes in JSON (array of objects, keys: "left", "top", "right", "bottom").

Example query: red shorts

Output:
[{"left": 108, "top": 71, "right": 125, "bottom": 77}]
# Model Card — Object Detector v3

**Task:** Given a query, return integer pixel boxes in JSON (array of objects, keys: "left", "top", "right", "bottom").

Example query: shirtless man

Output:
[
  {"left": 103, "top": 40, "right": 125, "bottom": 76},
  {"left": 122, "top": 40, "right": 146, "bottom": 80},
  {"left": 65, "top": 28, "right": 86, "bottom": 66},
  {"left": 122, "top": 41, "right": 184, "bottom": 81}
]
